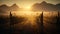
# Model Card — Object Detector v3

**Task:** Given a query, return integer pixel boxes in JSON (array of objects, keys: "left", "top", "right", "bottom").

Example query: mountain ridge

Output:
[{"left": 31, "top": 1, "right": 60, "bottom": 11}]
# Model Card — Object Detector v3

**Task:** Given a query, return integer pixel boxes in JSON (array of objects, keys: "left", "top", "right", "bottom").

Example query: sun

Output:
[{"left": 23, "top": 5, "right": 31, "bottom": 10}]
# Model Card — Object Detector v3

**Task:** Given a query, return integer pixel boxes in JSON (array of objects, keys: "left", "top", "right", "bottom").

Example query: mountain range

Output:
[
  {"left": 0, "top": 1, "right": 60, "bottom": 14},
  {"left": 0, "top": 4, "right": 20, "bottom": 14},
  {"left": 31, "top": 1, "right": 60, "bottom": 12}
]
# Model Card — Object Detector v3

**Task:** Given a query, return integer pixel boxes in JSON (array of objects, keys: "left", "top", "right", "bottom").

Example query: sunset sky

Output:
[{"left": 0, "top": 0, "right": 60, "bottom": 8}]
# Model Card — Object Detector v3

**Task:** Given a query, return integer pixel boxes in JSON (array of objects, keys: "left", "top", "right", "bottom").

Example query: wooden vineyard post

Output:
[
  {"left": 40, "top": 12, "right": 44, "bottom": 34},
  {"left": 56, "top": 11, "right": 60, "bottom": 34},
  {"left": 57, "top": 11, "right": 59, "bottom": 24},
  {"left": 9, "top": 11, "right": 14, "bottom": 34}
]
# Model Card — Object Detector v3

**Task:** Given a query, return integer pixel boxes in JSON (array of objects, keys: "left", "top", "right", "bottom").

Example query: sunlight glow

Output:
[
  {"left": 23, "top": 6, "right": 31, "bottom": 10},
  {"left": 13, "top": 11, "right": 41, "bottom": 17},
  {"left": 25, "top": 6, "right": 30, "bottom": 9}
]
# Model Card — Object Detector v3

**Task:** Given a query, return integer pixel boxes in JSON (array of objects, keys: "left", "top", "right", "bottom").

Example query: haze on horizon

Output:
[{"left": 0, "top": 0, "right": 60, "bottom": 8}]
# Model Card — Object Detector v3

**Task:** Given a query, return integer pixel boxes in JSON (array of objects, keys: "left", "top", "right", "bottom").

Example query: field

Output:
[{"left": 0, "top": 12, "right": 60, "bottom": 34}]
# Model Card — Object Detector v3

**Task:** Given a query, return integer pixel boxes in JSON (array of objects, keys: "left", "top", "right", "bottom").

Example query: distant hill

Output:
[
  {"left": 10, "top": 4, "right": 20, "bottom": 11},
  {"left": 0, "top": 4, "right": 20, "bottom": 15},
  {"left": 56, "top": 4, "right": 60, "bottom": 11},
  {"left": 31, "top": 1, "right": 60, "bottom": 11},
  {"left": 0, "top": 4, "right": 9, "bottom": 13}
]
